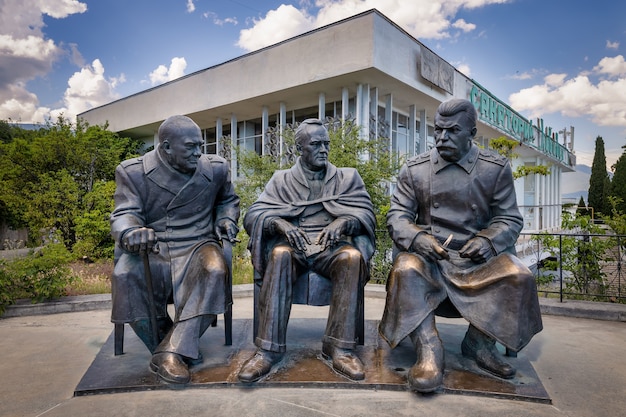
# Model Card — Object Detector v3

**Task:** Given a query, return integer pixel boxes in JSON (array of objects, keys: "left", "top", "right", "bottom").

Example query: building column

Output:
[
  {"left": 409, "top": 105, "right": 416, "bottom": 157},
  {"left": 370, "top": 87, "right": 379, "bottom": 141},
  {"left": 341, "top": 87, "right": 349, "bottom": 122},
  {"left": 318, "top": 93, "right": 325, "bottom": 120},
  {"left": 385, "top": 93, "right": 392, "bottom": 149},
  {"left": 262, "top": 106, "right": 269, "bottom": 156},
  {"left": 418, "top": 109, "right": 427, "bottom": 154},
  {"left": 279, "top": 102, "right": 287, "bottom": 167},
  {"left": 215, "top": 118, "right": 223, "bottom": 156},
  {"left": 230, "top": 114, "right": 237, "bottom": 176}
]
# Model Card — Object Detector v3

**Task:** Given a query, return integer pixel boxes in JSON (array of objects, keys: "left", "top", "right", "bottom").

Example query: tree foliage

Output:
[
  {"left": 533, "top": 211, "right": 615, "bottom": 299},
  {"left": 488, "top": 136, "right": 550, "bottom": 179},
  {"left": 234, "top": 117, "right": 401, "bottom": 282},
  {"left": 0, "top": 117, "right": 141, "bottom": 252},
  {"left": 588, "top": 136, "right": 610, "bottom": 216},
  {"left": 609, "top": 145, "right": 626, "bottom": 214}
]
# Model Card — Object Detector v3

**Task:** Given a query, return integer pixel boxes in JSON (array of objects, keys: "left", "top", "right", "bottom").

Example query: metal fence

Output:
[{"left": 517, "top": 232, "right": 625, "bottom": 303}]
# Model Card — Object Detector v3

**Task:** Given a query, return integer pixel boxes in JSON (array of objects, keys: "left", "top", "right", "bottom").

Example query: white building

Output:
[{"left": 78, "top": 9, "right": 575, "bottom": 232}]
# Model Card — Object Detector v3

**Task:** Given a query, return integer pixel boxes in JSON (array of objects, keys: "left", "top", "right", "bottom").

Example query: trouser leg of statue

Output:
[
  {"left": 321, "top": 246, "right": 365, "bottom": 381},
  {"left": 238, "top": 245, "right": 291, "bottom": 383},
  {"left": 407, "top": 312, "right": 444, "bottom": 393},
  {"left": 461, "top": 324, "right": 516, "bottom": 379}
]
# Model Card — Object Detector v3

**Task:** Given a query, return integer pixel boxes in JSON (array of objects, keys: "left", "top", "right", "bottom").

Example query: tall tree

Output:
[
  {"left": 610, "top": 145, "right": 626, "bottom": 214},
  {"left": 588, "top": 136, "right": 610, "bottom": 217}
]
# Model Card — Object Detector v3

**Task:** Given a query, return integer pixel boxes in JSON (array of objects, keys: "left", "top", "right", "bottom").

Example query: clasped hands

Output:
[
  {"left": 273, "top": 218, "right": 348, "bottom": 253},
  {"left": 412, "top": 233, "right": 494, "bottom": 263},
  {"left": 122, "top": 219, "right": 239, "bottom": 254}
]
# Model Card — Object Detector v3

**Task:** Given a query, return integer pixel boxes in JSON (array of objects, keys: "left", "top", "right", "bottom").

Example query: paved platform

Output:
[
  {"left": 1, "top": 288, "right": 626, "bottom": 416},
  {"left": 75, "top": 319, "right": 549, "bottom": 403}
]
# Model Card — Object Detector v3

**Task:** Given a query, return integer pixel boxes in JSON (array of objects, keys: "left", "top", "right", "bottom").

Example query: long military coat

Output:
[
  {"left": 379, "top": 144, "right": 542, "bottom": 351},
  {"left": 110, "top": 148, "right": 239, "bottom": 323}
]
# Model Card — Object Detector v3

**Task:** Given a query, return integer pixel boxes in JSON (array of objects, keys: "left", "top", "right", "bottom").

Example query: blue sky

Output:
[{"left": 2, "top": 0, "right": 625, "bottom": 169}]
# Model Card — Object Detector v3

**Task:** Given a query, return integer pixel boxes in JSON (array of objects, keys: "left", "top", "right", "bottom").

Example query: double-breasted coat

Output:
[
  {"left": 379, "top": 144, "right": 542, "bottom": 352},
  {"left": 110, "top": 148, "right": 239, "bottom": 325}
]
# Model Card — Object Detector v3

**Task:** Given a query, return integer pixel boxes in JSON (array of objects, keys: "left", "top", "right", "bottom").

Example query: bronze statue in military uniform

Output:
[
  {"left": 110, "top": 115, "right": 240, "bottom": 384},
  {"left": 239, "top": 119, "right": 376, "bottom": 382},
  {"left": 379, "top": 99, "right": 542, "bottom": 393}
]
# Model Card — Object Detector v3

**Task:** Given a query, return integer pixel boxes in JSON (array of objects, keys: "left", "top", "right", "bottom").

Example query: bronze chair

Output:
[
  {"left": 114, "top": 240, "right": 233, "bottom": 355},
  {"left": 252, "top": 270, "right": 365, "bottom": 345}
]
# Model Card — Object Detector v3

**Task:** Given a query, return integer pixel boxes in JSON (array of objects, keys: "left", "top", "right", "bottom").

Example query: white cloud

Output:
[
  {"left": 0, "top": 0, "right": 88, "bottom": 123},
  {"left": 149, "top": 57, "right": 188, "bottom": 86},
  {"left": 593, "top": 55, "right": 626, "bottom": 77},
  {"left": 186, "top": 0, "right": 195, "bottom": 13},
  {"left": 606, "top": 40, "right": 619, "bottom": 50},
  {"left": 509, "top": 56, "right": 626, "bottom": 129},
  {"left": 203, "top": 11, "right": 238, "bottom": 26},
  {"left": 237, "top": 4, "right": 314, "bottom": 51},
  {"left": 452, "top": 18, "right": 476, "bottom": 32},
  {"left": 50, "top": 59, "right": 123, "bottom": 121},
  {"left": 236, "top": 0, "right": 509, "bottom": 51}
]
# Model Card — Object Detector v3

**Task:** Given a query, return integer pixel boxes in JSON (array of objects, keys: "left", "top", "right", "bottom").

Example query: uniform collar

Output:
[{"left": 431, "top": 144, "right": 479, "bottom": 174}]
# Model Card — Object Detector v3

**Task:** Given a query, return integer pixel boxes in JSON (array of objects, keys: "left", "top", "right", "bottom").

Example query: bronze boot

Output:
[
  {"left": 407, "top": 314, "right": 444, "bottom": 393},
  {"left": 461, "top": 324, "right": 516, "bottom": 379}
]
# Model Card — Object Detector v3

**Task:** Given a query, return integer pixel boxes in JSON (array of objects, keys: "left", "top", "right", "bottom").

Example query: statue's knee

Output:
[
  {"left": 198, "top": 245, "right": 227, "bottom": 276},
  {"left": 271, "top": 245, "right": 293, "bottom": 261},
  {"left": 335, "top": 247, "right": 363, "bottom": 265},
  {"left": 392, "top": 252, "right": 423, "bottom": 278}
]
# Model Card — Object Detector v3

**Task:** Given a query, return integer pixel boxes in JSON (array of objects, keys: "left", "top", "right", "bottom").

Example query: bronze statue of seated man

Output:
[
  {"left": 110, "top": 115, "right": 239, "bottom": 384},
  {"left": 239, "top": 119, "right": 376, "bottom": 382},
  {"left": 378, "top": 99, "right": 543, "bottom": 393}
]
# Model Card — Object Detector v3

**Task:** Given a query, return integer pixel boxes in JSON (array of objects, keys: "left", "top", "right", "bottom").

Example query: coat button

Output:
[
  {"left": 434, "top": 228, "right": 440, "bottom": 233},
  {"left": 433, "top": 202, "right": 440, "bottom": 208},
  {"left": 471, "top": 204, "right": 478, "bottom": 210}
]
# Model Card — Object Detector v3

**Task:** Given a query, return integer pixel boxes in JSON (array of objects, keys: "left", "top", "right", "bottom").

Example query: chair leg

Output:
[
  {"left": 224, "top": 306, "right": 232, "bottom": 346},
  {"left": 114, "top": 323, "right": 124, "bottom": 356},
  {"left": 357, "top": 284, "right": 365, "bottom": 345}
]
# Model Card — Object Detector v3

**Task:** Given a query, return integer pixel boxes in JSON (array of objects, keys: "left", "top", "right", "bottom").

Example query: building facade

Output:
[{"left": 78, "top": 9, "right": 575, "bottom": 232}]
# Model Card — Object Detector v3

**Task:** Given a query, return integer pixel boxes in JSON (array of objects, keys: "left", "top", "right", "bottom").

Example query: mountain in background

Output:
[{"left": 562, "top": 164, "right": 590, "bottom": 201}]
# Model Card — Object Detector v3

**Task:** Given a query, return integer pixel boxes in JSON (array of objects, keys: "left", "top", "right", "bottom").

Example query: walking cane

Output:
[{"left": 141, "top": 245, "right": 160, "bottom": 351}]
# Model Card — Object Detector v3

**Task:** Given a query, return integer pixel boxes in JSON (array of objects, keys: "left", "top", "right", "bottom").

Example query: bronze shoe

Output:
[
  {"left": 461, "top": 329, "right": 516, "bottom": 379},
  {"left": 321, "top": 344, "right": 365, "bottom": 381},
  {"left": 150, "top": 352, "right": 191, "bottom": 384},
  {"left": 407, "top": 338, "right": 444, "bottom": 393},
  {"left": 238, "top": 349, "right": 283, "bottom": 383}
]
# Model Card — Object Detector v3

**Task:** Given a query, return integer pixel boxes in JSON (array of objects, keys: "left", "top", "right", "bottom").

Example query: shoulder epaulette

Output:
[
  {"left": 478, "top": 149, "right": 507, "bottom": 166},
  {"left": 205, "top": 154, "right": 227, "bottom": 164},
  {"left": 407, "top": 152, "right": 430, "bottom": 166},
  {"left": 120, "top": 157, "right": 142, "bottom": 168}
]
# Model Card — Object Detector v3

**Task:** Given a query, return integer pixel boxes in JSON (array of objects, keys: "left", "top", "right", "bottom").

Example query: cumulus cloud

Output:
[
  {"left": 149, "top": 57, "right": 188, "bottom": 86},
  {"left": 0, "top": 0, "right": 87, "bottom": 123},
  {"left": 50, "top": 59, "right": 124, "bottom": 121},
  {"left": 236, "top": 0, "right": 508, "bottom": 51},
  {"left": 509, "top": 55, "right": 626, "bottom": 129}
]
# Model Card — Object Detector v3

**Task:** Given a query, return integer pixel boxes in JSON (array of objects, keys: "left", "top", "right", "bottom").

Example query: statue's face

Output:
[
  {"left": 163, "top": 127, "right": 203, "bottom": 174},
  {"left": 299, "top": 125, "right": 330, "bottom": 171},
  {"left": 434, "top": 111, "right": 476, "bottom": 163}
]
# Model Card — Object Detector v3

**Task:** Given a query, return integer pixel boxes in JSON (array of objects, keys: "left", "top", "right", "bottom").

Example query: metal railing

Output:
[{"left": 518, "top": 232, "right": 625, "bottom": 303}]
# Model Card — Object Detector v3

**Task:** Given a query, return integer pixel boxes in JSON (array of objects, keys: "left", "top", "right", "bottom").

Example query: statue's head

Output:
[
  {"left": 295, "top": 118, "right": 330, "bottom": 172},
  {"left": 158, "top": 115, "right": 203, "bottom": 174},
  {"left": 434, "top": 99, "right": 478, "bottom": 163}
]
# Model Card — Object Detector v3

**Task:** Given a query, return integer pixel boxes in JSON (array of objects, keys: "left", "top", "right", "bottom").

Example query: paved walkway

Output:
[{"left": 1, "top": 285, "right": 625, "bottom": 417}]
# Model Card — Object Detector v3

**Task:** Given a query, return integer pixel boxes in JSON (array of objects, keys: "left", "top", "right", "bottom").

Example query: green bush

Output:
[{"left": 0, "top": 242, "right": 75, "bottom": 315}]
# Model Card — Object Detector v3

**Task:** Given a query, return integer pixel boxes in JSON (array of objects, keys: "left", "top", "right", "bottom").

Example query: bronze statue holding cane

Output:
[
  {"left": 379, "top": 99, "right": 543, "bottom": 393},
  {"left": 110, "top": 115, "right": 240, "bottom": 384}
]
